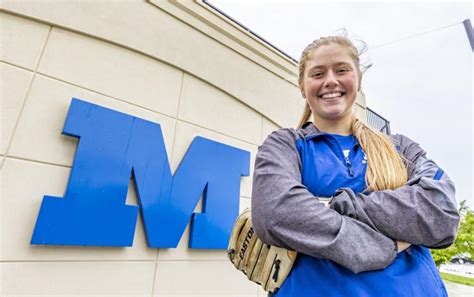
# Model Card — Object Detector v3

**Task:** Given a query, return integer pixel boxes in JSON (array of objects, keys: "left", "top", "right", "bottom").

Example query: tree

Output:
[{"left": 431, "top": 200, "right": 474, "bottom": 267}]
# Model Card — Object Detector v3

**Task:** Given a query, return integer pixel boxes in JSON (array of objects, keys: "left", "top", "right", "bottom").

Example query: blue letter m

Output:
[{"left": 31, "top": 99, "right": 250, "bottom": 249}]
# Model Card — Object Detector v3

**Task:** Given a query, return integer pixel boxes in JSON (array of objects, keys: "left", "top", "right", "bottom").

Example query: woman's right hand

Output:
[{"left": 396, "top": 241, "right": 411, "bottom": 253}]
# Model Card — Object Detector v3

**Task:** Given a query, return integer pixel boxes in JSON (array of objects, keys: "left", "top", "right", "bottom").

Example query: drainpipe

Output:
[{"left": 463, "top": 19, "right": 474, "bottom": 52}]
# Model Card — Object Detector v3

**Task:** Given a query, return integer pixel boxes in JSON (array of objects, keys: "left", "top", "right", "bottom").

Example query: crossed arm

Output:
[
  {"left": 251, "top": 129, "right": 399, "bottom": 274},
  {"left": 252, "top": 130, "right": 459, "bottom": 274},
  {"left": 329, "top": 134, "right": 460, "bottom": 249},
  {"left": 319, "top": 200, "right": 411, "bottom": 252}
]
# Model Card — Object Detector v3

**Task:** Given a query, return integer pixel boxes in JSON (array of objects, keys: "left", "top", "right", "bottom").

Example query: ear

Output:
[
  {"left": 300, "top": 87, "right": 306, "bottom": 99},
  {"left": 299, "top": 84, "right": 306, "bottom": 99}
]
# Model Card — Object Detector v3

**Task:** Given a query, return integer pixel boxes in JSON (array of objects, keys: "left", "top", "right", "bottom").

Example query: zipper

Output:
[
  {"left": 344, "top": 155, "right": 354, "bottom": 177},
  {"left": 308, "top": 133, "right": 357, "bottom": 177}
]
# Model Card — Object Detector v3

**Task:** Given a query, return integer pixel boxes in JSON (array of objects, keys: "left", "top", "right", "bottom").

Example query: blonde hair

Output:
[{"left": 297, "top": 35, "right": 408, "bottom": 192}]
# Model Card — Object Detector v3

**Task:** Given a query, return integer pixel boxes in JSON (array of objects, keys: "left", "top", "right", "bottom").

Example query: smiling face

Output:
[{"left": 301, "top": 43, "right": 361, "bottom": 124}]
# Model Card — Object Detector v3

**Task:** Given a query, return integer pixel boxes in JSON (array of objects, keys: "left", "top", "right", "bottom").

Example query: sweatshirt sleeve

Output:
[
  {"left": 329, "top": 134, "right": 460, "bottom": 249},
  {"left": 251, "top": 128, "right": 398, "bottom": 273}
]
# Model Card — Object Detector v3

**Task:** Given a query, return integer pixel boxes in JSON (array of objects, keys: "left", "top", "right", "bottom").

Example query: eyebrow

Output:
[{"left": 308, "top": 62, "right": 352, "bottom": 71}]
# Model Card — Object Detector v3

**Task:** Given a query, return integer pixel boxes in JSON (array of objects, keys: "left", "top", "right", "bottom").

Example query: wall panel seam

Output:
[
  {"left": 149, "top": 71, "right": 186, "bottom": 297},
  {"left": 147, "top": 1, "right": 298, "bottom": 86},
  {"left": 0, "top": 60, "right": 35, "bottom": 74},
  {"left": 1, "top": 10, "right": 299, "bottom": 128},
  {"left": 175, "top": 119, "right": 261, "bottom": 146},
  {"left": 2, "top": 25, "right": 52, "bottom": 170},
  {"left": 33, "top": 72, "right": 179, "bottom": 119},
  {"left": 4, "top": 118, "right": 259, "bottom": 168},
  {"left": 3, "top": 155, "right": 72, "bottom": 169},
  {"left": 32, "top": 71, "right": 264, "bottom": 147}
]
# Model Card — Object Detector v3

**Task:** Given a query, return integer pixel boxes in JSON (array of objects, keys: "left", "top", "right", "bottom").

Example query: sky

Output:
[{"left": 208, "top": 1, "right": 473, "bottom": 208}]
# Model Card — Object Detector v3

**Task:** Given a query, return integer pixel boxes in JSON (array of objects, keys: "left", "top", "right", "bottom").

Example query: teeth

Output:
[{"left": 321, "top": 92, "right": 342, "bottom": 99}]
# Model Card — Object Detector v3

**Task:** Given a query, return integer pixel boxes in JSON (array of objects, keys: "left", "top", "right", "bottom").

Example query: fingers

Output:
[{"left": 396, "top": 241, "right": 411, "bottom": 253}]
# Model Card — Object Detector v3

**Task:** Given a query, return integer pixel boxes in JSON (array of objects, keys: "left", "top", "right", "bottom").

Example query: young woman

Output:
[{"left": 251, "top": 35, "right": 460, "bottom": 296}]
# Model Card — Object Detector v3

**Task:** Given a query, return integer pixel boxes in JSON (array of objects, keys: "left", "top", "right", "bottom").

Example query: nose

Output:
[{"left": 324, "top": 70, "right": 339, "bottom": 88}]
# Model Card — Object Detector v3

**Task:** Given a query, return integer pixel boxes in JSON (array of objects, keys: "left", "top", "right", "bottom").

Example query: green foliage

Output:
[
  {"left": 431, "top": 200, "right": 474, "bottom": 267},
  {"left": 440, "top": 272, "right": 474, "bottom": 287}
]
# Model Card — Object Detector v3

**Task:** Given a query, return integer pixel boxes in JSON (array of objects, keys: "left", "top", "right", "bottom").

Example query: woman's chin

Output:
[{"left": 319, "top": 109, "right": 347, "bottom": 120}]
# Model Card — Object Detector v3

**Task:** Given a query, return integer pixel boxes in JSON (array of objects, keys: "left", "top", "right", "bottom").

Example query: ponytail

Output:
[{"left": 352, "top": 119, "right": 408, "bottom": 191}]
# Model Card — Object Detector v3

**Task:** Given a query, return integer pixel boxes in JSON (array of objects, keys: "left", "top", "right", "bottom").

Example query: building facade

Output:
[{"left": 1, "top": 1, "right": 369, "bottom": 296}]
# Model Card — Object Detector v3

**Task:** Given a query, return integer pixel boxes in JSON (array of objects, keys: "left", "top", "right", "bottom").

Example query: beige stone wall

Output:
[{"left": 0, "top": 1, "right": 367, "bottom": 296}]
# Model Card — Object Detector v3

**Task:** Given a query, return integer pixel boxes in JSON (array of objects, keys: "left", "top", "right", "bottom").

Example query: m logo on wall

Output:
[{"left": 31, "top": 98, "right": 250, "bottom": 249}]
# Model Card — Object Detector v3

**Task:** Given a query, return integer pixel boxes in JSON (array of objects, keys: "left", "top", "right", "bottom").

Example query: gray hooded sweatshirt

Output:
[{"left": 251, "top": 123, "right": 460, "bottom": 273}]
